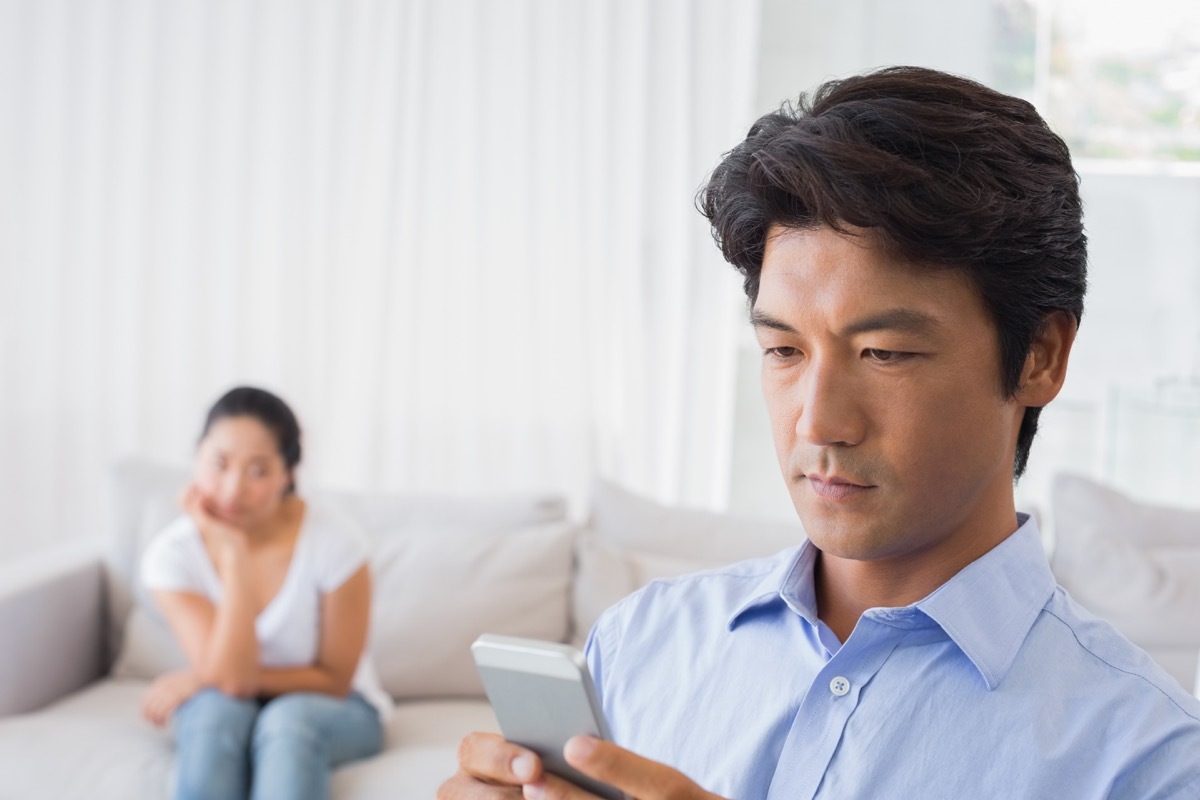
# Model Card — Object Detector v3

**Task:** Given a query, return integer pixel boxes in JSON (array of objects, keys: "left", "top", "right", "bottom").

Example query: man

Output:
[{"left": 439, "top": 66, "right": 1200, "bottom": 799}]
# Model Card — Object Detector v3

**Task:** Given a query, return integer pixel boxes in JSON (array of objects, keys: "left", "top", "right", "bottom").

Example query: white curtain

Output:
[{"left": 0, "top": 0, "right": 760, "bottom": 561}]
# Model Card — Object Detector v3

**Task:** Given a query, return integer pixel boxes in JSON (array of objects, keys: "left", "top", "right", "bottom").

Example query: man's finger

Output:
[
  {"left": 457, "top": 732, "right": 544, "bottom": 785},
  {"left": 563, "top": 736, "right": 716, "bottom": 799},
  {"left": 522, "top": 772, "right": 605, "bottom": 800},
  {"left": 436, "top": 772, "right": 524, "bottom": 800}
]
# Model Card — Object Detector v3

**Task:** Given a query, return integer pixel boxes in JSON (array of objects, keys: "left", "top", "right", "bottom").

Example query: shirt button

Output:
[{"left": 829, "top": 676, "right": 851, "bottom": 697}]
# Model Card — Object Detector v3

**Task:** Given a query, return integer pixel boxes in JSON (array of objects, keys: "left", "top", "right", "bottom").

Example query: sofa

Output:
[
  {"left": 1048, "top": 472, "right": 1200, "bottom": 691},
  {"left": 1, "top": 462, "right": 1198, "bottom": 799},
  {"left": 0, "top": 459, "right": 803, "bottom": 799}
]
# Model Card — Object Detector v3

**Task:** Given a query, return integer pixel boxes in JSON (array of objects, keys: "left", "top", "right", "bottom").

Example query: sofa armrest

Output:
[{"left": 0, "top": 540, "right": 107, "bottom": 717}]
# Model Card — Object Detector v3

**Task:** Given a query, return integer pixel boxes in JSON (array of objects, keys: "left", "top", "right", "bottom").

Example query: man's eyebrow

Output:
[
  {"left": 749, "top": 309, "right": 797, "bottom": 333},
  {"left": 749, "top": 307, "right": 941, "bottom": 336},
  {"left": 841, "top": 308, "right": 941, "bottom": 336}
]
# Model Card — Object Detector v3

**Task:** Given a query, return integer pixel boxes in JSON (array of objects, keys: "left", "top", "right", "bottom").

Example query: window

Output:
[{"left": 993, "top": 0, "right": 1200, "bottom": 163}]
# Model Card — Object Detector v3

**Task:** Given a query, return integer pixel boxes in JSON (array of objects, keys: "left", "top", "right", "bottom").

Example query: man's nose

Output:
[{"left": 794, "top": 356, "right": 865, "bottom": 447}]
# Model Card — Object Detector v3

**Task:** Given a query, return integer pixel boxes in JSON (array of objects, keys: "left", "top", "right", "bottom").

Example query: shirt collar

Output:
[
  {"left": 727, "top": 514, "right": 1056, "bottom": 690},
  {"left": 916, "top": 514, "right": 1055, "bottom": 689},
  {"left": 727, "top": 540, "right": 821, "bottom": 629}
]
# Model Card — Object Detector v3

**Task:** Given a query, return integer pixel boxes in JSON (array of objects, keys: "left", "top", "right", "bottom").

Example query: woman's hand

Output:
[
  {"left": 140, "top": 669, "right": 204, "bottom": 726},
  {"left": 180, "top": 484, "right": 249, "bottom": 569}
]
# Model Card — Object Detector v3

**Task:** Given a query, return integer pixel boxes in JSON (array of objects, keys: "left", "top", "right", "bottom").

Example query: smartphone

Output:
[{"left": 471, "top": 634, "right": 625, "bottom": 800}]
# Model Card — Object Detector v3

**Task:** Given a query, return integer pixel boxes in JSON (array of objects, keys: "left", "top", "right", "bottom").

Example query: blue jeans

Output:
[{"left": 171, "top": 688, "right": 383, "bottom": 800}]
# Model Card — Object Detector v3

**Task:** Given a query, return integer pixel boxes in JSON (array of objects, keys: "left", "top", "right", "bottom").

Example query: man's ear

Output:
[{"left": 1016, "top": 310, "right": 1077, "bottom": 407}]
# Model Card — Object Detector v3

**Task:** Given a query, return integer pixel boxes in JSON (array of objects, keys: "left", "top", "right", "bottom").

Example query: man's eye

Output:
[
  {"left": 865, "top": 348, "right": 909, "bottom": 363},
  {"left": 765, "top": 347, "right": 799, "bottom": 360}
]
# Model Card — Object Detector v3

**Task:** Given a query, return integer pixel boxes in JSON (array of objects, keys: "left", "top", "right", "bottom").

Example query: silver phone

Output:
[{"left": 471, "top": 634, "right": 625, "bottom": 800}]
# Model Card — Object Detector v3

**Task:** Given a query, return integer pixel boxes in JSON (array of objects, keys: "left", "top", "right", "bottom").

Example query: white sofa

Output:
[
  {"left": 2, "top": 463, "right": 1198, "bottom": 799},
  {"left": 1048, "top": 473, "right": 1200, "bottom": 692},
  {"left": 0, "top": 460, "right": 803, "bottom": 799}
]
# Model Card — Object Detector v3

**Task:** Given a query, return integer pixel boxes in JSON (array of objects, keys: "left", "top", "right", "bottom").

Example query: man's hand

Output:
[
  {"left": 527, "top": 736, "right": 726, "bottom": 800},
  {"left": 438, "top": 732, "right": 545, "bottom": 798},
  {"left": 438, "top": 732, "right": 726, "bottom": 800},
  {"left": 140, "top": 669, "right": 203, "bottom": 726}
]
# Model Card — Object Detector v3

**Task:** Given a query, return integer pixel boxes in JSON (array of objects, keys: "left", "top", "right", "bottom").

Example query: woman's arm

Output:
[
  {"left": 255, "top": 564, "right": 372, "bottom": 698},
  {"left": 152, "top": 560, "right": 260, "bottom": 697},
  {"left": 204, "top": 553, "right": 262, "bottom": 695},
  {"left": 150, "top": 487, "right": 262, "bottom": 697}
]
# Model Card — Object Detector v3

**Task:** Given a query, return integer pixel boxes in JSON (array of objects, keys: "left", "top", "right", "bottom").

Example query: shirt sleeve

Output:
[
  {"left": 585, "top": 592, "right": 634, "bottom": 721},
  {"left": 311, "top": 504, "right": 372, "bottom": 593},
  {"left": 584, "top": 622, "right": 607, "bottom": 709},
  {"left": 141, "top": 516, "right": 207, "bottom": 593}
]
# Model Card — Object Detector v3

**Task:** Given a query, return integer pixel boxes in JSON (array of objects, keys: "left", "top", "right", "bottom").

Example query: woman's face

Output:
[{"left": 194, "top": 415, "right": 293, "bottom": 530}]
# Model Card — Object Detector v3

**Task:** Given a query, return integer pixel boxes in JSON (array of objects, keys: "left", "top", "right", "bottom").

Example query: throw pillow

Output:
[
  {"left": 572, "top": 479, "right": 805, "bottom": 642},
  {"left": 1051, "top": 472, "right": 1200, "bottom": 689}
]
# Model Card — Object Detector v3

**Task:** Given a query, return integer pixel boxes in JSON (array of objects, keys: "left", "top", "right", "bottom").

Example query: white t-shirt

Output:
[{"left": 141, "top": 501, "right": 393, "bottom": 721}]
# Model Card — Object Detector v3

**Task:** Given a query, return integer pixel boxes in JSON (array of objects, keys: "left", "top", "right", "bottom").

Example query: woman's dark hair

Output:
[
  {"left": 201, "top": 386, "right": 303, "bottom": 493},
  {"left": 698, "top": 66, "right": 1087, "bottom": 479}
]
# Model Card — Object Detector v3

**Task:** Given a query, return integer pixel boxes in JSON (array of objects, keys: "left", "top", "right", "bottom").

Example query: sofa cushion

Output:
[
  {"left": 588, "top": 478, "right": 804, "bottom": 559},
  {"left": 108, "top": 459, "right": 574, "bottom": 699},
  {"left": 0, "top": 679, "right": 496, "bottom": 800},
  {"left": 112, "top": 603, "right": 189, "bottom": 679},
  {"left": 1050, "top": 473, "right": 1200, "bottom": 690},
  {"left": 572, "top": 479, "right": 805, "bottom": 643},
  {"left": 0, "top": 679, "right": 174, "bottom": 800},
  {"left": 365, "top": 514, "right": 574, "bottom": 699},
  {"left": 333, "top": 698, "right": 498, "bottom": 799},
  {"left": 105, "top": 460, "right": 194, "bottom": 666}
]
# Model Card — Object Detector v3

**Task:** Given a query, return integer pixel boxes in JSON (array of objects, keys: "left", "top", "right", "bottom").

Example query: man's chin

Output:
[
  {"left": 791, "top": 491, "right": 872, "bottom": 529},
  {"left": 793, "top": 512, "right": 893, "bottom": 561}
]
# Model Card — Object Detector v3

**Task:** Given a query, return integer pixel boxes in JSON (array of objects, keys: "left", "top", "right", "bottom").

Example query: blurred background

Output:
[{"left": 2, "top": 0, "right": 1199, "bottom": 563}]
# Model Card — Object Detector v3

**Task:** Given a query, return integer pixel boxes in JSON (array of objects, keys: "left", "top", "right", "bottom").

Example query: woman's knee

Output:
[
  {"left": 251, "top": 693, "right": 334, "bottom": 748},
  {"left": 174, "top": 688, "right": 258, "bottom": 738},
  {"left": 251, "top": 692, "right": 382, "bottom": 762},
  {"left": 172, "top": 690, "right": 258, "bottom": 799}
]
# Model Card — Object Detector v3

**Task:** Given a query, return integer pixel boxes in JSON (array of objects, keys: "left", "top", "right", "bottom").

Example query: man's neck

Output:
[{"left": 813, "top": 508, "right": 1022, "bottom": 644}]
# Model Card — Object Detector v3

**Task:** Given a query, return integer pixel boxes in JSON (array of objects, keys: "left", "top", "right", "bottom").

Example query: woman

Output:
[{"left": 139, "top": 386, "right": 389, "bottom": 800}]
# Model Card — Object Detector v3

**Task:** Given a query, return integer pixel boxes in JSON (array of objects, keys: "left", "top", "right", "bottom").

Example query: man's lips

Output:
[{"left": 804, "top": 474, "right": 874, "bottom": 501}]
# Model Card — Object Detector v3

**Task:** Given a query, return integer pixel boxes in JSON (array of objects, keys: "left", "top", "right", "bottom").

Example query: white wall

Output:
[
  {"left": 755, "top": 0, "right": 993, "bottom": 113},
  {"left": 0, "top": 0, "right": 761, "bottom": 563}
]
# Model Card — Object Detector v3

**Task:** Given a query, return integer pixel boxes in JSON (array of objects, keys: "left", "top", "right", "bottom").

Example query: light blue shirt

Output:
[{"left": 585, "top": 516, "right": 1200, "bottom": 798}]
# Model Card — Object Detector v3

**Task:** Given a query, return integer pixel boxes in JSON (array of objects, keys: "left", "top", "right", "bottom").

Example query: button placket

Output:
[{"left": 766, "top": 618, "right": 908, "bottom": 800}]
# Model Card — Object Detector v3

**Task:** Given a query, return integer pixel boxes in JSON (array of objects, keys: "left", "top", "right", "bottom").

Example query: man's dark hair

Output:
[{"left": 699, "top": 65, "right": 1087, "bottom": 479}]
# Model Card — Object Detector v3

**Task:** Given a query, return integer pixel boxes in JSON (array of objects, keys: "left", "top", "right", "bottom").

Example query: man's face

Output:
[{"left": 754, "top": 225, "right": 1022, "bottom": 565}]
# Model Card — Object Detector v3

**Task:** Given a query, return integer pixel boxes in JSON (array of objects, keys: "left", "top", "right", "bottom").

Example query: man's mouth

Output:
[{"left": 804, "top": 473, "right": 874, "bottom": 501}]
